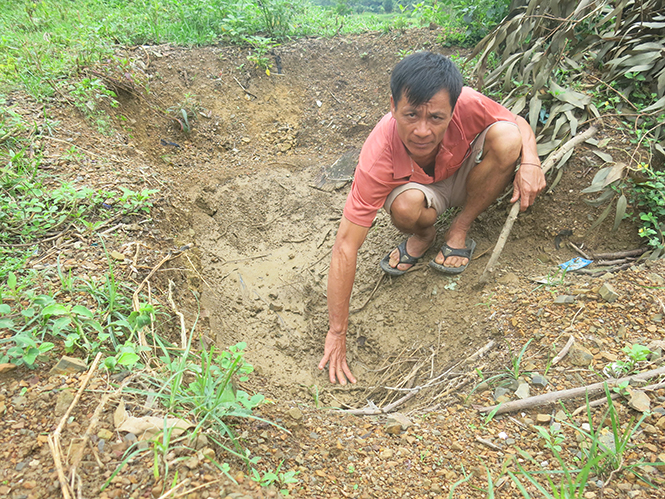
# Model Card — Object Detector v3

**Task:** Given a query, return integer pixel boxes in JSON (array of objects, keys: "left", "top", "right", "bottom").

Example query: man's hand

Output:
[
  {"left": 511, "top": 162, "right": 546, "bottom": 211},
  {"left": 318, "top": 330, "right": 356, "bottom": 385}
]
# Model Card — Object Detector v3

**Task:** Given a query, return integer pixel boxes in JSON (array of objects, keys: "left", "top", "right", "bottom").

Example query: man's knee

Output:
[
  {"left": 485, "top": 123, "right": 522, "bottom": 170},
  {"left": 390, "top": 189, "right": 427, "bottom": 226}
]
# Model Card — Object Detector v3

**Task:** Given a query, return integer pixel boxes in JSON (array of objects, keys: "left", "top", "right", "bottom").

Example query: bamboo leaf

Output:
[
  {"left": 587, "top": 196, "right": 616, "bottom": 232},
  {"left": 613, "top": 194, "right": 627, "bottom": 231},
  {"left": 593, "top": 150, "right": 613, "bottom": 163},
  {"left": 528, "top": 94, "right": 541, "bottom": 132}
]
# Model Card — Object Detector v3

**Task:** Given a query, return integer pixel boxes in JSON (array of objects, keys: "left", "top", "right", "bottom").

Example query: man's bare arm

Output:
[
  {"left": 318, "top": 216, "right": 369, "bottom": 385},
  {"left": 512, "top": 116, "right": 546, "bottom": 211}
]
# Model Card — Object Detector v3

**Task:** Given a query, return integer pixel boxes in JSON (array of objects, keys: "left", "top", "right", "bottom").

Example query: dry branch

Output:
[
  {"left": 48, "top": 353, "right": 102, "bottom": 499},
  {"left": 551, "top": 335, "right": 575, "bottom": 366},
  {"left": 476, "top": 365, "right": 665, "bottom": 415},
  {"left": 478, "top": 126, "right": 598, "bottom": 285}
]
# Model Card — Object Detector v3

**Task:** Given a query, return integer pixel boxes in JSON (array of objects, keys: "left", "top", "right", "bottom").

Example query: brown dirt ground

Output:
[{"left": 1, "top": 28, "right": 665, "bottom": 499}]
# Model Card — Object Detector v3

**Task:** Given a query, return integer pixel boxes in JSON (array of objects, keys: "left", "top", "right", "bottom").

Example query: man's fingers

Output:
[
  {"left": 318, "top": 353, "right": 329, "bottom": 371},
  {"left": 343, "top": 363, "right": 357, "bottom": 384}
]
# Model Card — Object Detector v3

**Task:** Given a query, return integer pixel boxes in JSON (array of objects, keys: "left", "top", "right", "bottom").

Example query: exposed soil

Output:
[{"left": 1, "top": 28, "right": 665, "bottom": 499}]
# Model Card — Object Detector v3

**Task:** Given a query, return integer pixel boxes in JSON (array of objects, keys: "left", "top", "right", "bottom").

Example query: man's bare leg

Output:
[
  {"left": 433, "top": 122, "right": 522, "bottom": 268},
  {"left": 386, "top": 189, "right": 438, "bottom": 271}
]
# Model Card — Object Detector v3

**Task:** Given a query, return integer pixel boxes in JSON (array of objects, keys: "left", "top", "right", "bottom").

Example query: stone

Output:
[
  {"left": 55, "top": 389, "right": 74, "bottom": 416},
  {"left": 379, "top": 448, "right": 393, "bottom": 459},
  {"left": 11, "top": 396, "right": 27, "bottom": 411},
  {"left": 184, "top": 455, "right": 200, "bottom": 469},
  {"left": 515, "top": 382, "right": 530, "bottom": 400},
  {"left": 50, "top": 356, "right": 87, "bottom": 375},
  {"left": 385, "top": 421, "right": 402, "bottom": 435},
  {"left": 531, "top": 373, "right": 548, "bottom": 387},
  {"left": 554, "top": 410, "right": 567, "bottom": 421},
  {"left": 554, "top": 295, "right": 575, "bottom": 305},
  {"left": 536, "top": 414, "right": 551, "bottom": 424},
  {"left": 598, "top": 283, "right": 619, "bottom": 302},
  {"left": 0, "top": 363, "right": 17, "bottom": 373},
  {"left": 493, "top": 386, "right": 512, "bottom": 401},
  {"left": 656, "top": 453, "right": 665, "bottom": 471},
  {"left": 110, "top": 250, "right": 127, "bottom": 261},
  {"left": 627, "top": 389, "right": 650, "bottom": 413},
  {"left": 656, "top": 417, "right": 665, "bottom": 430},
  {"left": 386, "top": 412, "right": 412, "bottom": 430},
  {"left": 287, "top": 407, "right": 302, "bottom": 421},
  {"left": 568, "top": 344, "right": 594, "bottom": 367},
  {"left": 98, "top": 428, "right": 113, "bottom": 440}
]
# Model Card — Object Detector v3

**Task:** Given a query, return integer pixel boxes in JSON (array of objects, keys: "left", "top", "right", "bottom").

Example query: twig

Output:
[
  {"left": 168, "top": 280, "right": 188, "bottom": 349},
  {"left": 233, "top": 76, "right": 257, "bottom": 99},
  {"left": 476, "top": 365, "right": 665, "bottom": 415},
  {"left": 478, "top": 126, "right": 598, "bottom": 285},
  {"left": 591, "top": 248, "right": 647, "bottom": 259},
  {"left": 587, "top": 74, "right": 638, "bottom": 111},
  {"left": 551, "top": 336, "right": 575, "bottom": 366},
  {"left": 476, "top": 436, "right": 501, "bottom": 451},
  {"left": 173, "top": 479, "right": 222, "bottom": 498},
  {"left": 568, "top": 241, "right": 592, "bottom": 260},
  {"left": 328, "top": 88, "right": 342, "bottom": 104},
  {"left": 155, "top": 479, "right": 190, "bottom": 499},
  {"left": 595, "top": 258, "right": 634, "bottom": 266},
  {"left": 350, "top": 274, "right": 385, "bottom": 314},
  {"left": 69, "top": 373, "right": 136, "bottom": 481},
  {"left": 48, "top": 353, "right": 103, "bottom": 499},
  {"left": 41, "top": 136, "right": 128, "bottom": 163},
  {"left": 570, "top": 305, "right": 584, "bottom": 326}
]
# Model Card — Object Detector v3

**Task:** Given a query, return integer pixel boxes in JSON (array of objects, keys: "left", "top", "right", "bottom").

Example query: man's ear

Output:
[{"left": 390, "top": 96, "right": 396, "bottom": 117}]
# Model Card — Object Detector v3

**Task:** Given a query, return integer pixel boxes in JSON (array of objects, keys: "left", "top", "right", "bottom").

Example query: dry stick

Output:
[
  {"left": 48, "top": 353, "right": 103, "bottom": 499},
  {"left": 69, "top": 374, "right": 136, "bottom": 483},
  {"left": 168, "top": 280, "right": 188, "bottom": 349},
  {"left": 552, "top": 335, "right": 576, "bottom": 365},
  {"left": 173, "top": 479, "right": 222, "bottom": 499},
  {"left": 478, "top": 126, "right": 598, "bottom": 285},
  {"left": 350, "top": 274, "right": 385, "bottom": 314},
  {"left": 568, "top": 241, "right": 592, "bottom": 260},
  {"left": 343, "top": 340, "right": 495, "bottom": 415},
  {"left": 476, "top": 365, "right": 665, "bottom": 415},
  {"left": 592, "top": 248, "right": 647, "bottom": 259},
  {"left": 233, "top": 76, "right": 257, "bottom": 99},
  {"left": 571, "top": 380, "right": 665, "bottom": 417}
]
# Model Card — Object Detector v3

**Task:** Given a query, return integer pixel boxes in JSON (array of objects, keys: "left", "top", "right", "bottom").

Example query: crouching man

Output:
[{"left": 319, "top": 51, "right": 546, "bottom": 384}]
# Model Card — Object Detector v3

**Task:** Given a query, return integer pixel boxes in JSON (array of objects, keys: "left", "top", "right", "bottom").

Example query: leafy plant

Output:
[
  {"left": 628, "top": 164, "right": 665, "bottom": 250},
  {"left": 603, "top": 343, "right": 651, "bottom": 378},
  {"left": 244, "top": 36, "right": 278, "bottom": 75},
  {"left": 69, "top": 77, "right": 118, "bottom": 135}
]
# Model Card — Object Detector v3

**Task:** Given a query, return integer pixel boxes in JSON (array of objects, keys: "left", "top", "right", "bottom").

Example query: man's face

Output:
[{"left": 391, "top": 89, "right": 453, "bottom": 162}]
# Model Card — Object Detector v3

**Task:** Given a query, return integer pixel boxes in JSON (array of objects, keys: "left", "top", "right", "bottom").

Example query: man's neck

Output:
[{"left": 409, "top": 148, "right": 438, "bottom": 175}]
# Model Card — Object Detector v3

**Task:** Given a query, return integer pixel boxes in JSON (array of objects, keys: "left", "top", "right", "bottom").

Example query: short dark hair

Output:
[{"left": 390, "top": 51, "right": 463, "bottom": 110}]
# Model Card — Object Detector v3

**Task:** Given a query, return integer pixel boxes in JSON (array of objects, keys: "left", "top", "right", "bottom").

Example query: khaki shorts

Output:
[{"left": 384, "top": 122, "right": 516, "bottom": 216}]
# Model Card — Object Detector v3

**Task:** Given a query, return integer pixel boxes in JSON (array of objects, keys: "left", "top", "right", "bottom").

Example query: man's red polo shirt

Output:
[{"left": 343, "top": 87, "right": 517, "bottom": 228}]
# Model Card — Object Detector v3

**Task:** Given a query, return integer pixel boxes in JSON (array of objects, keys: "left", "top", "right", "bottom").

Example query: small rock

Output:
[
  {"left": 386, "top": 412, "right": 412, "bottom": 430},
  {"left": 98, "top": 428, "right": 113, "bottom": 440},
  {"left": 515, "top": 382, "right": 530, "bottom": 399},
  {"left": 554, "top": 410, "right": 567, "bottom": 421},
  {"left": 12, "top": 396, "right": 27, "bottom": 411},
  {"left": 642, "top": 423, "right": 657, "bottom": 434},
  {"left": 110, "top": 251, "right": 127, "bottom": 261},
  {"left": 598, "top": 283, "right": 619, "bottom": 302},
  {"left": 385, "top": 421, "right": 402, "bottom": 435},
  {"left": 0, "top": 363, "right": 17, "bottom": 373},
  {"left": 287, "top": 407, "right": 302, "bottom": 421},
  {"left": 379, "top": 448, "right": 393, "bottom": 459},
  {"left": 568, "top": 344, "right": 594, "bottom": 367},
  {"left": 536, "top": 414, "right": 551, "bottom": 424},
  {"left": 55, "top": 389, "right": 74, "bottom": 416},
  {"left": 184, "top": 455, "right": 200, "bottom": 469},
  {"left": 493, "top": 386, "right": 512, "bottom": 401},
  {"left": 123, "top": 432, "right": 137, "bottom": 444},
  {"left": 431, "top": 483, "right": 442, "bottom": 494},
  {"left": 656, "top": 453, "right": 665, "bottom": 471},
  {"left": 554, "top": 295, "right": 575, "bottom": 305},
  {"left": 531, "top": 373, "right": 548, "bottom": 387},
  {"left": 627, "top": 389, "right": 650, "bottom": 413},
  {"left": 50, "top": 356, "right": 87, "bottom": 375},
  {"left": 656, "top": 417, "right": 665, "bottom": 430}
]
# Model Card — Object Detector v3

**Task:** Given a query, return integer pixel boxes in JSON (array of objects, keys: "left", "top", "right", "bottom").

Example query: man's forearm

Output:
[{"left": 327, "top": 243, "right": 357, "bottom": 335}]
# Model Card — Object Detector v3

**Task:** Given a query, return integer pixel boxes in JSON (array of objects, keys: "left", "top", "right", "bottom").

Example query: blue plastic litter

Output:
[{"left": 559, "top": 257, "right": 593, "bottom": 271}]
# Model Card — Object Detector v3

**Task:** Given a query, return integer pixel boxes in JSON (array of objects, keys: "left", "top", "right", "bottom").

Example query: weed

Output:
[
  {"left": 251, "top": 459, "right": 299, "bottom": 495},
  {"left": 603, "top": 343, "right": 651, "bottom": 378},
  {"left": 244, "top": 36, "right": 278, "bottom": 75},
  {"left": 69, "top": 77, "right": 118, "bottom": 135},
  {"left": 167, "top": 93, "right": 200, "bottom": 134}
]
